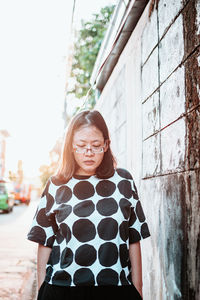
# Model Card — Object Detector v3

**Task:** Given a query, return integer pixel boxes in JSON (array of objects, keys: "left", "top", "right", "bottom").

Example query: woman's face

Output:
[{"left": 72, "top": 125, "right": 108, "bottom": 176}]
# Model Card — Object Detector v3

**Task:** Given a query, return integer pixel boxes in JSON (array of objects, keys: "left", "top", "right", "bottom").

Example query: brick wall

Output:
[{"left": 95, "top": 1, "right": 200, "bottom": 299}]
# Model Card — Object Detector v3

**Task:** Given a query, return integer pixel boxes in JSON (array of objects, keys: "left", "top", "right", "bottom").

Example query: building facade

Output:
[{"left": 91, "top": 0, "right": 200, "bottom": 299}]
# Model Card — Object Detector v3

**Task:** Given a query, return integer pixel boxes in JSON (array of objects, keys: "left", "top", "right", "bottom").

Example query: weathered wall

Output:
[{"left": 95, "top": 0, "right": 200, "bottom": 299}]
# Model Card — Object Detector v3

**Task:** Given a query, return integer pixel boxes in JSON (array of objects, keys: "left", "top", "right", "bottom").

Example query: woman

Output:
[{"left": 27, "top": 110, "right": 151, "bottom": 300}]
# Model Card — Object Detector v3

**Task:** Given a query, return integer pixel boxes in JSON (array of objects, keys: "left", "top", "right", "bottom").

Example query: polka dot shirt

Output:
[{"left": 27, "top": 168, "right": 150, "bottom": 287}]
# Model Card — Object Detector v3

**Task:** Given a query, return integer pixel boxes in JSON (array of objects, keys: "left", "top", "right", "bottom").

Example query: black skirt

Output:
[{"left": 37, "top": 281, "right": 143, "bottom": 300}]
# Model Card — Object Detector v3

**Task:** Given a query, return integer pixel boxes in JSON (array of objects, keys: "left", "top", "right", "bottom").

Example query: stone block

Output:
[
  {"left": 142, "top": 91, "right": 160, "bottom": 139},
  {"left": 196, "top": 0, "right": 200, "bottom": 35},
  {"left": 159, "top": 173, "right": 184, "bottom": 299},
  {"left": 141, "top": 8, "right": 158, "bottom": 65},
  {"left": 185, "top": 48, "right": 200, "bottom": 111},
  {"left": 114, "top": 66, "right": 125, "bottom": 100},
  {"left": 110, "top": 122, "right": 127, "bottom": 156},
  {"left": 182, "top": 0, "right": 200, "bottom": 57},
  {"left": 141, "top": 173, "right": 185, "bottom": 299},
  {"left": 114, "top": 97, "right": 126, "bottom": 129},
  {"left": 141, "top": 47, "right": 159, "bottom": 101},
  {"left": 160, "top": 66, "right": 185, "bottom": 129},
  {"left": 142, "top": 132, "right": 160, "bottom": 177},
  {"left": 161, "top": 117, "right": 186, "bottom": 173},
  {"left": 186, "top": 107, "right": 200, "bottom": 170},
  {"left": 159, "top": 14, "right": 184, "bottom": 83},
  {"left": 158, "top": 0, "right": 184, "bottom": 39},
  {"left": 185, "top": 169, "right": 200, "bottom": 298}
]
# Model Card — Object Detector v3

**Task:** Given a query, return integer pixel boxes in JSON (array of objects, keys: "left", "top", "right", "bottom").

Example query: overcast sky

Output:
[{"left": 0, "top": 0, "right": 116, "bottom": 178}]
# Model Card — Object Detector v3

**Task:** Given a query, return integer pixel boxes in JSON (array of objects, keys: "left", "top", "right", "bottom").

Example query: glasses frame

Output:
[{"left": 73, "top": 142, "right": 106, "bottom": 154}]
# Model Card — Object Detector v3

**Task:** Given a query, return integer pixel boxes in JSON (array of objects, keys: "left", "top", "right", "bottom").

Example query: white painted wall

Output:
[{"left": 94, "top": 0, "right": 200, "bottom": 299}]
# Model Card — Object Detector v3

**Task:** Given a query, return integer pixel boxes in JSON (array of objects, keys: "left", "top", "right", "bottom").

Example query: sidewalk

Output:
[{"left": 0, "top": 201, "right": 38, "bottom": 300}]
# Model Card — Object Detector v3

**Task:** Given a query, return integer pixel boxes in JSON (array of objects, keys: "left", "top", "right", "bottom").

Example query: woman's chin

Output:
[{"left": 79, "top": 165, "right": 96, "bottom": 175}]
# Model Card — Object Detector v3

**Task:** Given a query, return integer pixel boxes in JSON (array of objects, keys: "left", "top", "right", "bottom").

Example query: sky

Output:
[{"left": 0, "top": 0, "right": 116, "bottom": 178}]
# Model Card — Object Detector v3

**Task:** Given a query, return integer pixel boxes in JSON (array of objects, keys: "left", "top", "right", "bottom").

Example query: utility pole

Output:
[{"left": 63, "top": 0, "right": 76, "bottom": 129}]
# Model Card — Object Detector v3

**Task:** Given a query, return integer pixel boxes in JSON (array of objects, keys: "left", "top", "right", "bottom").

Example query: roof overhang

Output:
[{"left": 90, "top": 0, "right": 149, "bottom": 92}]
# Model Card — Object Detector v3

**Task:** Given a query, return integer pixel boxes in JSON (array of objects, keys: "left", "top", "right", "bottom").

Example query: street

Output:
[{"left": 0, "top": 199, "right": 39, "bottom": 300}]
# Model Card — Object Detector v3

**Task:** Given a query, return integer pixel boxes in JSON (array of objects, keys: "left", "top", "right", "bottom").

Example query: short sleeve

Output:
[
  {"left": 27, "top": 179, "right": 57, "bottom": 248},
  {"left": 129, "top": 179, "right": 151, "bottom": 244}
]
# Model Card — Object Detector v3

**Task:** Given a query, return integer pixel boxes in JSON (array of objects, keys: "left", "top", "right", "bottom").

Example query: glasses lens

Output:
[{"left": 74, "top": 145, "right": 104, "bottom": 153}]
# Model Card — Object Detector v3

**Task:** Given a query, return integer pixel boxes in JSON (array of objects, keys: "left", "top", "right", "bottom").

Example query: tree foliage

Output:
[
  {"left": 70, "top": 5, "right": 115, "bottom": 109},
  {"left": 39, "top": 138, "right": 62, "bottom": 188}
]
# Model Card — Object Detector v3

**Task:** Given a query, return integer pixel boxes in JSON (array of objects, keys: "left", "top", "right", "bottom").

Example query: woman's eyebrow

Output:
[{"left": 77, "top": 139, "right": 102, "bottom": 142}]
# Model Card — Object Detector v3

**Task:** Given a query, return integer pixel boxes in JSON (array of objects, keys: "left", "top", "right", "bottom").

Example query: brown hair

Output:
[{"left": 54, "top": 110, "right": 117, "bottom": 183}]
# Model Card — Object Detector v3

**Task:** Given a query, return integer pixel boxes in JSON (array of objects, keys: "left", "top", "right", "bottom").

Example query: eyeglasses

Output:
[{"left": 73, "top": 143, "right": 106, "bottom": 154}]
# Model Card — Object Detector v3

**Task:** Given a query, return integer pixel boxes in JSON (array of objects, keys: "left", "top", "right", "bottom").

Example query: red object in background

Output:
[{"left": 13, "top": 183, "right": 32, "bottom": 205}]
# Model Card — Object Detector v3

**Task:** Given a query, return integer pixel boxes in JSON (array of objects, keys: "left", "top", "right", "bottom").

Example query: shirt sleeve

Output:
[
  {"left": 128, "top": 179, "right": 151, "bottom": 244},
  {"left": 27, "top": 179, "right": 57, "bottom": 248}
]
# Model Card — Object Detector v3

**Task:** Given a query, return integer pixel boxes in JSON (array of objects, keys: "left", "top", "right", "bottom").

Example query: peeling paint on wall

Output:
[
  {"left": 182, "top": 0, "right": 200, "bottom": 299},
  {"left": 196, "top": 0, "right": 200, "bottom": 35},
  {"left": 94, "top": 0, "right": 200, "bottom": 298}
]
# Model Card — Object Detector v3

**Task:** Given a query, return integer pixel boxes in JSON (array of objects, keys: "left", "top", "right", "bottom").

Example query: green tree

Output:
[
  {"left": 39, "top": 138, "right": 62, "bottom": 188},
  {"left": 70, "top": 5, "right": 115, "bottom": 109}
]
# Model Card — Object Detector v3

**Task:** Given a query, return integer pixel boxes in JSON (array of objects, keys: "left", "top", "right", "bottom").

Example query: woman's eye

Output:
[{"left": 77, "top": 145, "right": 85, "bottom": 148}]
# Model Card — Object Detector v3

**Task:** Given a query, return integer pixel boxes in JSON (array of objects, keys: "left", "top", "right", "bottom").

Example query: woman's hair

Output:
[{"left": 54, "top": 110, "right": 117, "bottom": 183}]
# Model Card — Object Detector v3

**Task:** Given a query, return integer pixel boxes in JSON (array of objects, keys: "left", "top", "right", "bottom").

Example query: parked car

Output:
[
  {"left": 0, "top": 179, "right": 15, "bottom": 213},
  {"left": 13, "top": 183, "right": 32, "bottom": 205}
]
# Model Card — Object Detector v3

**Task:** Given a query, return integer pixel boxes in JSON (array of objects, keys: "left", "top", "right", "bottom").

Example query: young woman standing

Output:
[{"left": 27, "top": 110, "right": 151, "bottom": 300}]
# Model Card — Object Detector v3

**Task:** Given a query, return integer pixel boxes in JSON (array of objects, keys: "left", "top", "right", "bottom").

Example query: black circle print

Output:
[
  {"left": 141, "top": 222, "right": 150, "bottom": 238},
  {"left": 129, "top": 228, "right": 141, "bottom": 243},
  {"left": 116, "top": 168, "right": 132, "bottom": 179},
  {"left": 118, "top": 180, "right": 132, "bottom": 199},
  {"left": 120, "top": 270, "right": 129, "bottom": 285},
  {"left": 73, "top": 181, "right": 95, "bottom": 200},
  {"left": 119, "top": 243, "right": 129, "bottom": 268},
  {"left": 36, "top": 208, "right": 52, "bottom": 227},
  {"left": 56, "top": 204, "right": 72, "bottom": 223},
  {"left": 73, "top": 219, "right": 96, "bottom": 242},
  {"left": 97, "top": 269, "right": 119, "bottom": 285},
  {"left": 132, "top": 181, "right": 139, "bottom": 200},
  {"left": 129, "top": 207, "right": 137, "bottom": 226},
  {"left": 119, "top": 198, "right": 132, "bottom": 219},
  {"left": 48, "top": 246, "right": 60, "bottom": 266},
  {"left": 59, "top": 223, "right": 72, "bottom": 243},
  {"left": 46, "top": 193, "right": 54, "bottom": 213},
  {"left": 97, "top": 218, "right": 118, "bottom": 240},
  {"left": 75, "top": 244, "right": 97, "bottom": 266},
  {"left": 73, "top": 268, "right": 95, "bottom": 286},
  {"left": 28, "top": 226, "right": 46, "bottom": 243},
  {"left": 96, "top": 180, "right": 116, "bottom": 197},
  {"left": 96, "top": 198, "right": 118, "bottom": 216},
  {"left": 60, "top": 247, "right": 73, "bottom": 269},
  {"left": 46, "top": 235, "right": 55, "bottom": 248},
  {"left": 55, "top": 186, "right": 72, "bottom": 204},
  {"left": 73, "top": 201, "right": 95, "bottom": 217},
  {"left": 56, "top": 231, "right": 64, "bottom": 244},
  {"left": 119, "top": 221, "right": 129, "bottom": 242},
  {"left": 136, "top": 201, "right": 145, "bottom": 222},
  {"left": 98, "top": 242, "right": 118, "bottom": 267},
  {"left": 52, "top": 270, "right": 72, "bottom": 285},
  {"left": 46, "top": 266, "right": 53, "bottom": 282}
]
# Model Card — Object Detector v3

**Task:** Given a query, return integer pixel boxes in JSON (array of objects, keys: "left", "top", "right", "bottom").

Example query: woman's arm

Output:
[
  {"left": 37, "top": 244, "right": 52, "bottom": 290},
  {"left": 129, "top": 241, "right": 143, "bottom": 298}
]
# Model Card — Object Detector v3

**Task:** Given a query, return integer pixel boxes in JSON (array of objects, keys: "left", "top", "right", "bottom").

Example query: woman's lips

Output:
[{"left": 84, "top": 161, "right": 95, "bottom": 165}]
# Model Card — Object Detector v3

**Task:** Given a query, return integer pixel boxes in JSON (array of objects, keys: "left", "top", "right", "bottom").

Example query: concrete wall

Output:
[{"left": 94, "top": 0, "right": 200, "bottom": 299}]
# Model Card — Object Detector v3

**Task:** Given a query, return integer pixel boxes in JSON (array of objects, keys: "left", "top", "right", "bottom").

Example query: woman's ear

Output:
[{"left": 104, "top": 139, "right": 110, "bottom": 152}]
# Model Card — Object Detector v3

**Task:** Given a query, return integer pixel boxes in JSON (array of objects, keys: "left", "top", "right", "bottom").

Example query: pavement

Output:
[{"left": 0, "top": 200, "right": 39, "bottom": 300}]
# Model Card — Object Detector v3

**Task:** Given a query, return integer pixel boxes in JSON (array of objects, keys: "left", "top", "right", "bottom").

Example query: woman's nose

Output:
[{"left": 84, "top": 147, "right": 94, "bottom": 155}]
